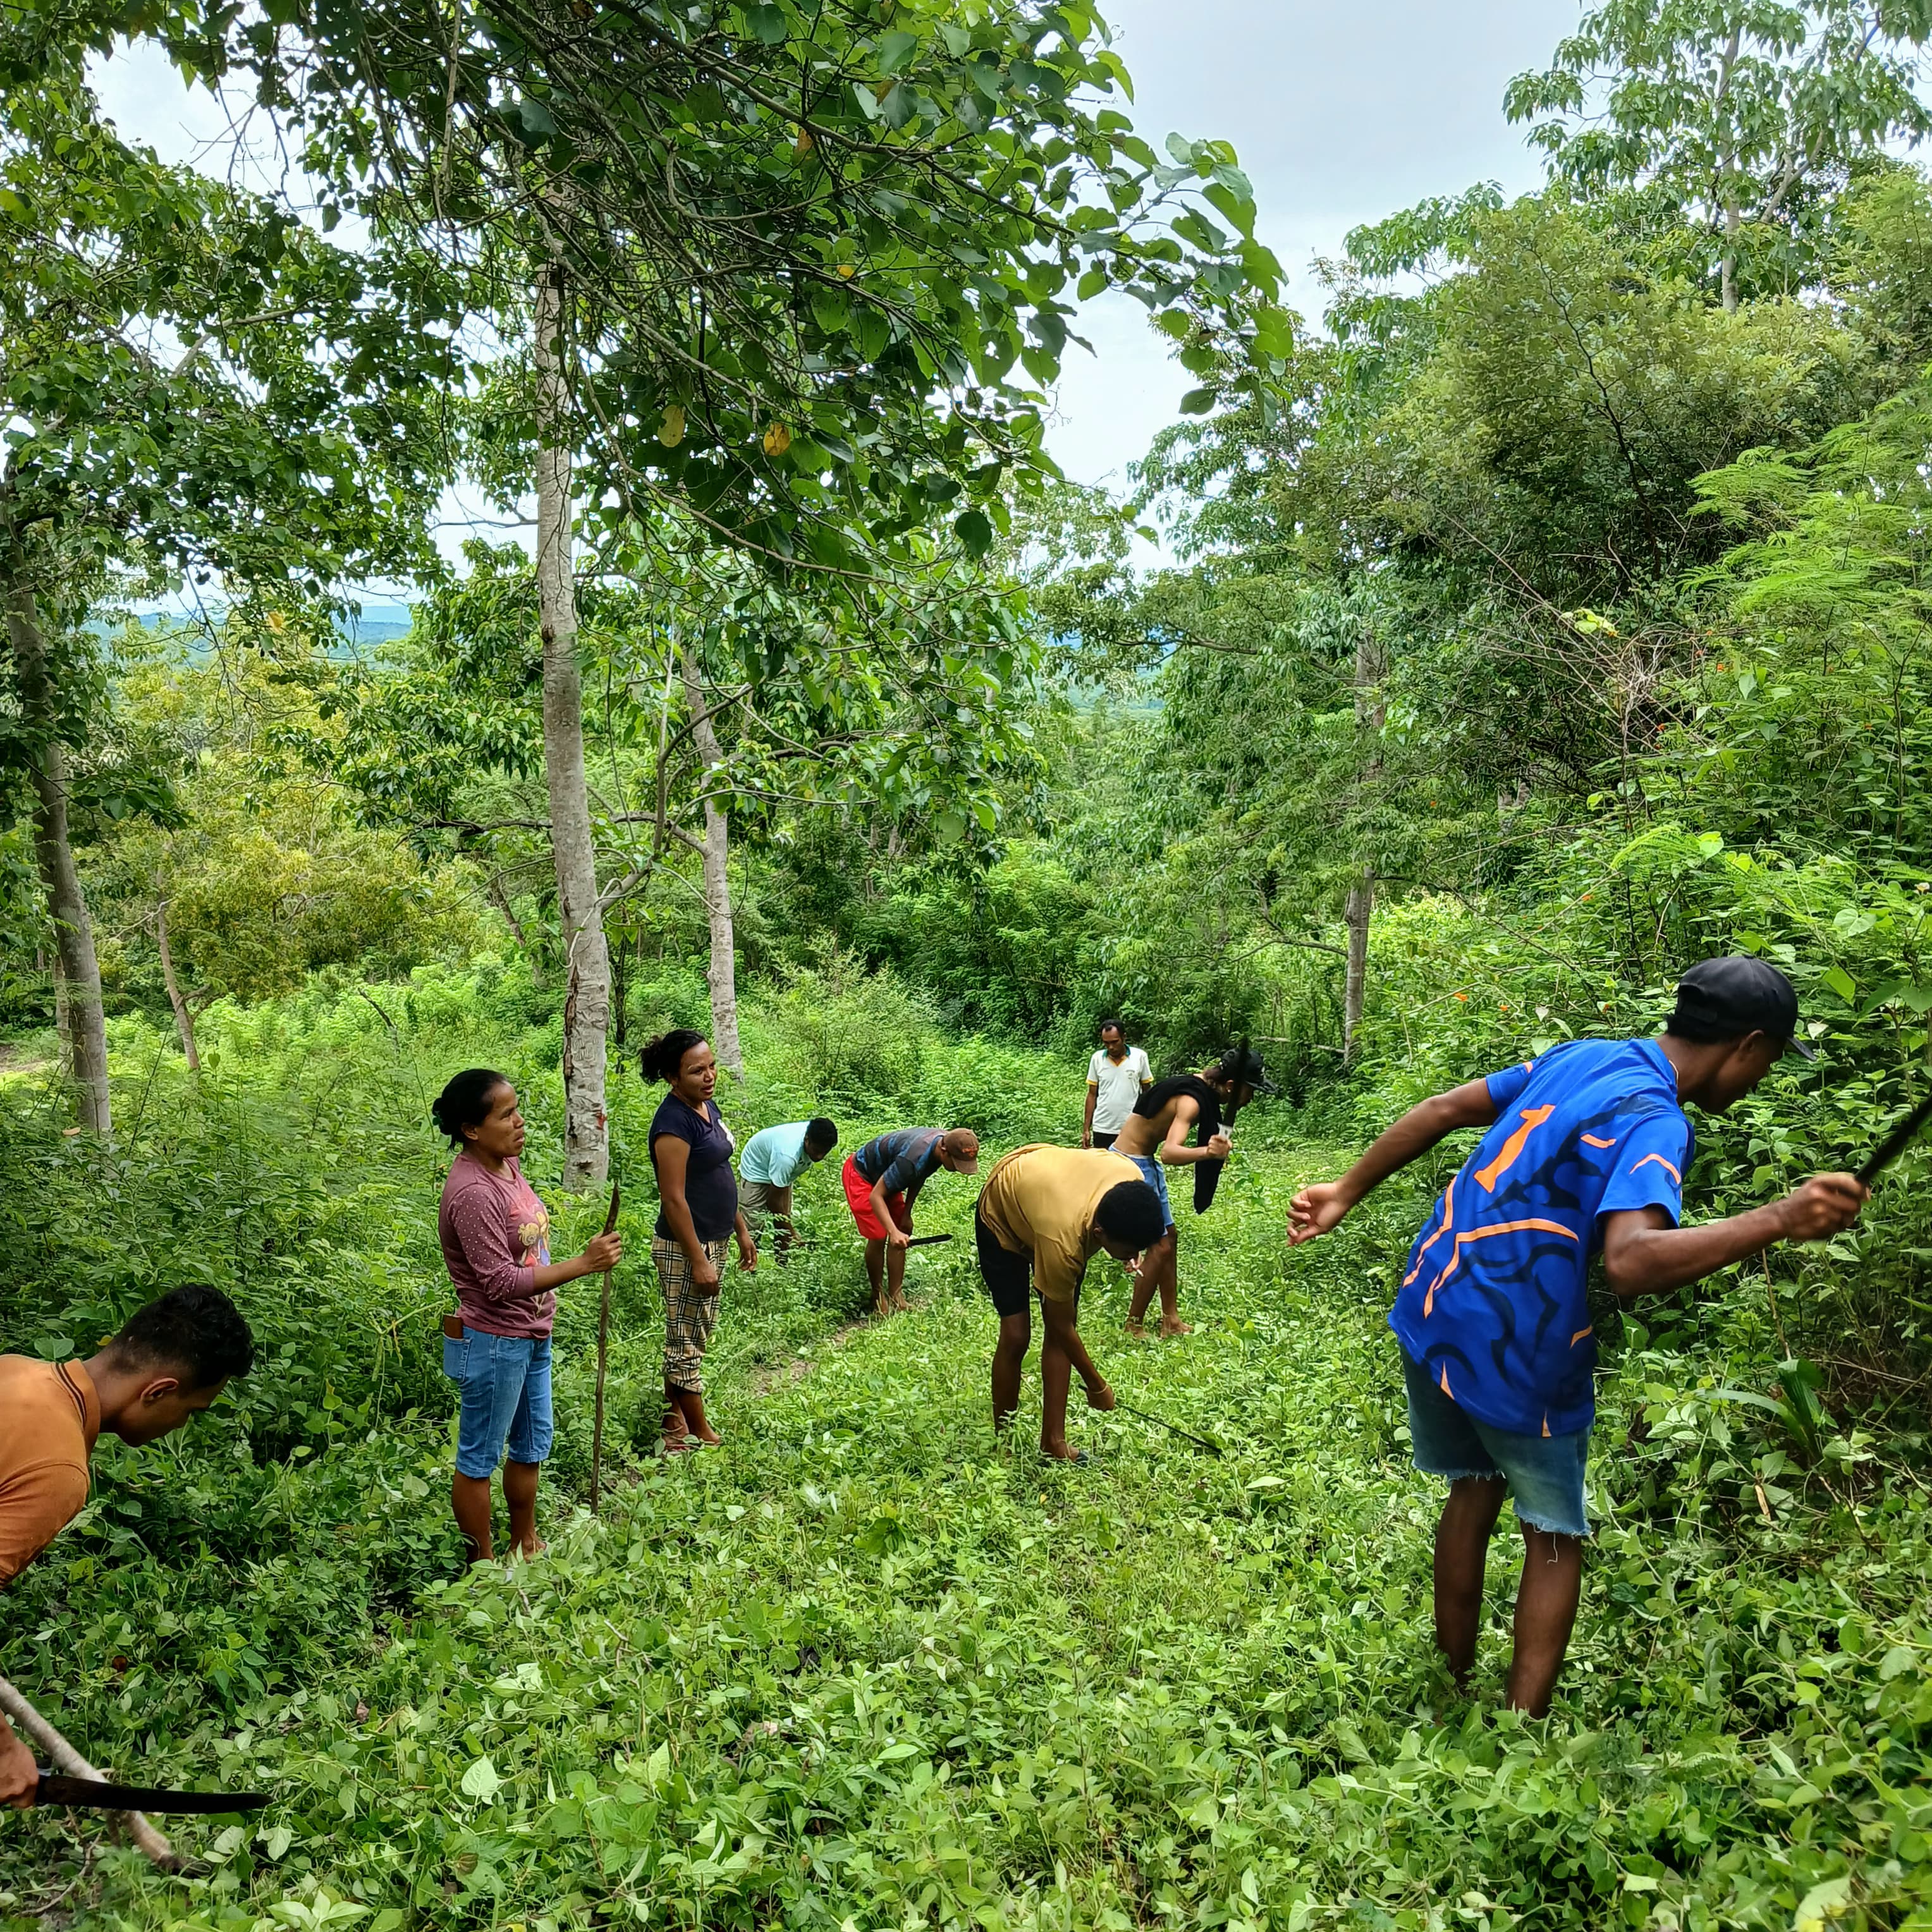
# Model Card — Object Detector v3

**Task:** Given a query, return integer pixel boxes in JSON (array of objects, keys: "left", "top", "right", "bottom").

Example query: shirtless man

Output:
[{"left": 1111, "top": 1041, "right": 1275, "bottom": 1337}]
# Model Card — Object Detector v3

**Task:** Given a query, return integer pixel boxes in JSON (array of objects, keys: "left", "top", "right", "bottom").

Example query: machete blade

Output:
[{"left": 36, "top": 1772, "right": 270, "bottom": 1813}]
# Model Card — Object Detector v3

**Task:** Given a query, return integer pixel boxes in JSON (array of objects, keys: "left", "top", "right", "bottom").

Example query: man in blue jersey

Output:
[{"left": 1287, "top": 957, "right": 1866, "bottom": 1715}]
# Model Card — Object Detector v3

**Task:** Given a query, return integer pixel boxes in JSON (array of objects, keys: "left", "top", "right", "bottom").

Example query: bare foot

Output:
[
  {"left": 1040, "top": 1441, "right": 1089, "bottom": 1464},
  {"left": 1125, "top": 1321, "right": 1151, "bottom": 1342},
  {"left": 1086, "top": 1379, "right": 1116, "bottom": 1411},
  {"left": 1159, "top": 1319, "right": 1194, "bottom": 1338},
  {"left": 692, "top": 1429, "right": 723, "bottom": 1446},
  {"left": 512, "top": 1538, "right": 548, "bottom": 1562}
]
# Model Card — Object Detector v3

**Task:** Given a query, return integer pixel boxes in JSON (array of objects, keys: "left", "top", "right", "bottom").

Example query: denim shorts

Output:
[
  {"left": 1128, "top": 1154, "right": 1177, "bottom": 1235},
  {"left": 1400, "top": 1350, "right": 1590, "bottom": 1538},
  {"left": 443, "top": 1327, "right": 554, "bottom": 1478}
]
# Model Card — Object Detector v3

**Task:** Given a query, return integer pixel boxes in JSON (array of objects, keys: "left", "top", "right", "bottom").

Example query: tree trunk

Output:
[
  {"left": 534, "top": 255, "right": 611, "bottom": 1190},
  {"left": 1715, "top": 26, "right": 1742, "bottom": 314},
  {"left": 678, "top": 651, "right": 743, "bottom": 1078},
  {"left": 1343, "top": 617, "right": 1387, "bottom": 1065},
  {"left": 1342, "top": 869, "right": 1374, "bottom": 1063},
  {"left": 155, "top": 896, "right": 200, "bottom": 1072},
  {"left": 51, "top": 962, "right": 71, "bottom": 1068},
  {"left": 8, "top": 583, "right": 111, "bottom": 1134}
]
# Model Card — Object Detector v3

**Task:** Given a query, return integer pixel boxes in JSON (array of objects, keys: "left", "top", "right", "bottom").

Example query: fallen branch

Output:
[{"left": 0, "top": 1673, "right": 180, "bottom": 1869}]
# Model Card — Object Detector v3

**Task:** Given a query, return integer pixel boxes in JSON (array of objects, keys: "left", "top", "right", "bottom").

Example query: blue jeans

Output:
[
  {"left": 444, "top": 1327, "right": 554, "bottom": 1479},
  {"left": 1400, "top": 1350, "right": 1590, "bottom": 1538},
  {"left": 1128, "top": 1154, "right": 1177, "bottom": 1235}
]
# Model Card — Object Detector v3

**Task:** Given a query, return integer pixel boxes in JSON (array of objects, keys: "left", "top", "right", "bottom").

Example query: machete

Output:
[
  {"left": 1857, "top": 1092, "right": 1932, "bottom": 1187},
  {"left": 1108, "top": 1398, "right": 1224, "bottom": 1458},
  {"left": 36, "top": 1771, "right": 269, "bottom": 1813},
  {"left": 902, "top": 1233, "right": 953, "bottom": 1249}
]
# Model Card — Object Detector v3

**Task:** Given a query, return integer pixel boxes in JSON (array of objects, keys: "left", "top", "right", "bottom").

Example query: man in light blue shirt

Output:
[{"left": 737, "top": 1117, "right": 838, "bottom": 1261}]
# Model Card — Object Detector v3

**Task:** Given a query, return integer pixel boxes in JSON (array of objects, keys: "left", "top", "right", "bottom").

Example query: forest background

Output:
[{"left": 7, "top": 0, "right": 1932, "bottom": 1927}]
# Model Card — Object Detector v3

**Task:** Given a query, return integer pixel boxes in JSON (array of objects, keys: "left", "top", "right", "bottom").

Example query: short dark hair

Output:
[
  {"left": 432, "top": 1068, "right": 510, "bottom": 1146},
  {"left": 806, "top": 1116, "right": 839, "bottom": 1149},
  {"left": 109, "top": 1285, "right": 254, "bottom": 1391},
  {"left": 1099, "top": 1018, "right": 1125, "bottom": 1037},
  {"left": 640, "top": 1029, "right": 709, "bottom": 1083},
  {"left": 1095, "top": 1180, "right": 1165, "bottom": 1250}
]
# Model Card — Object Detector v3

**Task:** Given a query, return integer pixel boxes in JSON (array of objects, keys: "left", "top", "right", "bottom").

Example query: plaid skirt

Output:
[{"left": 652, "top": 1234, "right": 728, "bottom": 1392}]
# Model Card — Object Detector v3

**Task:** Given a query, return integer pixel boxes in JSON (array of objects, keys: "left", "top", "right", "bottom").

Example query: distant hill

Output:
[{"left": 121, "top": 604, "right": 417, "bottom": 649}]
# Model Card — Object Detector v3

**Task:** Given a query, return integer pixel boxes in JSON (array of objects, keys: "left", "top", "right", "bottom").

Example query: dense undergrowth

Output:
[{"left": 2, "top": 969, "right": 1930, "bottom": 1931}]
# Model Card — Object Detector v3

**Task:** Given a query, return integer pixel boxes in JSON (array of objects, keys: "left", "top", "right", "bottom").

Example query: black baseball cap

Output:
[
  {"left": 1668, "top": 957, "right": 1816, "bottom": 1060},
  {"left": 1218, "top": 1038, "right": 1280, "bottom": 1095}
]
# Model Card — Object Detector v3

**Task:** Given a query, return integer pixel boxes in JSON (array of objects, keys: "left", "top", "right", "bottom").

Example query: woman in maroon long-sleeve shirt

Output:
[{"left": 432, "top": 1069, "right": 621, "bottom": 1562}]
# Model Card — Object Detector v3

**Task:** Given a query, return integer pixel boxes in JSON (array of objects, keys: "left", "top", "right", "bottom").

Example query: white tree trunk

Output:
[
  {"left": 534, "top": 257, "right": 611, "bottom": 1189},
  {"left": 8, "top": 584, "right": 111, "bottom": 1134},
  {"left": 679, "top": 651, "right": 743, "bottom": 1077},
  {"left": 155, "top": 895, "right": 200, "bottom": 1071}
]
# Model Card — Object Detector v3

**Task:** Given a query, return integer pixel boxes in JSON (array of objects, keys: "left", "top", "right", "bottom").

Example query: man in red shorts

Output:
[{"left": 843, "top": 1126, "right": 980, "bottom": 1315}]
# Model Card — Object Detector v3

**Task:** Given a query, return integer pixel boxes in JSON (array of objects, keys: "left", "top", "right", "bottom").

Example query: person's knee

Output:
[
  {"left": 995, "top": 1312, "right": 1032, "bottom": 1357},
  {"left": 1521, "top": 1524, "right": 1585, "bottom": 1568}
]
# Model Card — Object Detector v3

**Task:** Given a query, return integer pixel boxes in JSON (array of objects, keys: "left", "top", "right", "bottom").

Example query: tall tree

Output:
[
  {"left": 532, "top": 250, "right": 612, "bottom": 1185},
  {"left": 1506, "top": 0, "right": 1932, "bottom": 308},
  {"left": 0, "top": 15, "right": 456, "bottom": 1129},
  {"left": 679, "top": 651, "right": 743, "bottom": 1078},
  {"left": 126, "top": 0, "right": 1278, "bottom": 1159}
]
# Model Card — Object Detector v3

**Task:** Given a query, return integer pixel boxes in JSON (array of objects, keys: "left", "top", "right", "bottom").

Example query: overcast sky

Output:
[
  {"left": 91, "top": 0, "right": 1578, "bottom": 563},
  {"left": 1048, "top": 0, "right": 1576, "bottom": 491}
]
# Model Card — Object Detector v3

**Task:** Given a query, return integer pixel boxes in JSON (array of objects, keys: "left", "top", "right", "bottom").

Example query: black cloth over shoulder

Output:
[{"left": 1133, "top": 1074, "right": 1227, "bottom": 1215}]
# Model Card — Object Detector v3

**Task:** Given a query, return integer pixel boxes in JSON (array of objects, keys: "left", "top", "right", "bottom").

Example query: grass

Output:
[{"left": 3, "top": 983, "right": 1931, "bottom": 1931}]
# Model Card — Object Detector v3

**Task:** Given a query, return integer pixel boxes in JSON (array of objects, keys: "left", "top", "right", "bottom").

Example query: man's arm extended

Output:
[
  {"left": 1160, "top": 1098, "right": 1232, "bottom": 1167},
  {"left": 1287, "top": 1078, "right": 1499, "bottom": 1245},
  {"left": 1600, "top": 1175, "right": 1866, "bottom": 1298},
  {"left": 1082, "top": 1082, "right": 1097, "bottom": 1147}
]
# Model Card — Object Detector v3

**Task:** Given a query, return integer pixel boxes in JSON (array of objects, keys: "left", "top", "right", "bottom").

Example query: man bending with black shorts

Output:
[{"left": 975, "top": 1145, "right": 1165, "bottom": 1462}]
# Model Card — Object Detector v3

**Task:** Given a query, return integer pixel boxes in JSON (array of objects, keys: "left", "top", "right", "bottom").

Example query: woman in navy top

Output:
[{"left": 642, "top": 1029, "right": 756, "bottom": 1452}]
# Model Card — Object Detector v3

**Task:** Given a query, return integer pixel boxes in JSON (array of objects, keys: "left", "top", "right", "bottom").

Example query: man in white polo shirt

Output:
[{"left": 1081, "top": 1019, "right": 1151, "bottom": 1151}]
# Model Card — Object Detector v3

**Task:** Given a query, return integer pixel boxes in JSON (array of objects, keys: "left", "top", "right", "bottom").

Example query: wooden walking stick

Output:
[{"left": 589, "top": 1180, "right": 621, "bottom": 1512}]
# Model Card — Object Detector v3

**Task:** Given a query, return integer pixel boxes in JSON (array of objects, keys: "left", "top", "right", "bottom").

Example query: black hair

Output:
[
  {"left": 640, "top": 1029, "right": 709, "bottom": 1084},
  {"left": 108, "top": 1284, "right": 255, "bottom": 1390},
  {"left": 1095, "top": 1180, "right": 1166, "bottom": 1250},
  {"left": 805, "top": 1116, "right": 839, "bottom": 1150},
  {"left": 431, "top": 1068, "right": 511, "bottom": 1146},
  {"left": 1098, "top": 1017, "right": 1125, "bottom": 1036}
]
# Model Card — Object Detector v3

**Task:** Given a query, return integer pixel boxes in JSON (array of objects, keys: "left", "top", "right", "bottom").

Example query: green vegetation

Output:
[
  {"left": 6, "top": 0, "right": 1932, "bottom": 1924},
  {"left": 4, "top": 979, "right": 1931, "bottom": 1929}
]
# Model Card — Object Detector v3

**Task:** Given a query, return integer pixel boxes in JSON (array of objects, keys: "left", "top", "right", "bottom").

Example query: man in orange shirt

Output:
[{"left": 0, "top": 1283, "right": 254, "bottom": 1807}]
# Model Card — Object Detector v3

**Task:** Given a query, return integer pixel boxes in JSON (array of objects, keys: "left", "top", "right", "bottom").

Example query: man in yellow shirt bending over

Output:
[{"left": 974, "top": 1145, "right": 1165, "bottom": 1462}]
